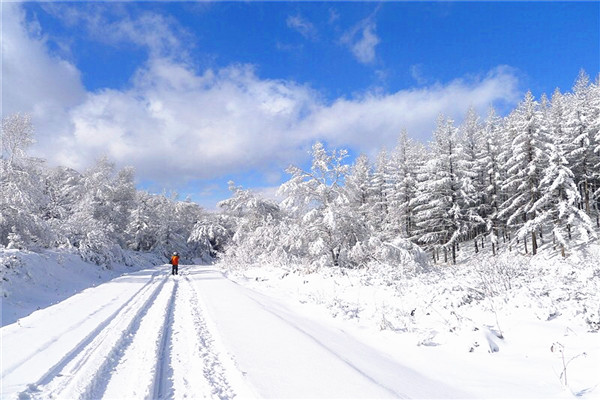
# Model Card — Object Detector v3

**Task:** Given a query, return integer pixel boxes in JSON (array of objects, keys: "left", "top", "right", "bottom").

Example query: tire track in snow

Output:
[
  {"left": 151, "top": 278, "right": 177, "bottom": 400},
  {"left": 183, "top": 275, "right": 236, "bottom": 399},
  {"left": 2, "top": 269, "right": 163, "bottom": 380},
  {"left": 19, "top": 272, "right": 171, "bottom": 399},
  {"left": 238, "top": 286, "right": 409, "bottom": 399}
]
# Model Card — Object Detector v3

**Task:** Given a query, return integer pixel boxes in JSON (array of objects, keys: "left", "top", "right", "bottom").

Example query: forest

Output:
[{"left": 1, "top": 71, "right": 598, "bottom": 270}]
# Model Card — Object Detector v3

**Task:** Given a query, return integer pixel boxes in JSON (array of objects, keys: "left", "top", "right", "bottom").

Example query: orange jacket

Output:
[{"left": 170, "top": 255, "right": 179, "bottom": 266}]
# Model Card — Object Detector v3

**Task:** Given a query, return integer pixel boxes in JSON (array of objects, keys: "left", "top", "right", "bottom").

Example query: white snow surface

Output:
[{"left": 1, "top": 246, "right": 600, "bottom": 399}]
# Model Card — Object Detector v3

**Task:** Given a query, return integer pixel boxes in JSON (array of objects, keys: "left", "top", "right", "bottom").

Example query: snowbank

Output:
[{"left": 0, "top": 249, "right": 161, "bottom": 326}]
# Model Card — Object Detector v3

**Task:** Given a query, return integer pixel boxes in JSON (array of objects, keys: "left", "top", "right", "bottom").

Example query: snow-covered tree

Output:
[
  {"left": 564, "top": 71, "right": 600, "bottom": 218},
  {"left": 279, "top": 142, "right": 359, "bottom": 268},
  {"left": 499, "top": 91, "right": 547, "bottom": 255},
  {"left": 368, "top": 150, "right": 393, "bottom": 235},
  {"left": 532, "top": 125, "right": 596, "bottom": 257},
  {"left": 388, "top": 130, "right": 423, "bottom": 238},
  {"left": 1, "top": 113, "right": 35, "bottom": 165},
  {"left": 481, "top": 108, "right": 507, "bottom": 254},
  {"left": 345, "top": 154, "right": 372, "bottom": 222},
  {"left": 0, "top": 113, "right": 53, "bottom": 248},
  {"left": 458, "top": 107, "right": 486, "bottom": 250},
  {"left": 413, "top": 116, "right": 464, "bottom": 264}
]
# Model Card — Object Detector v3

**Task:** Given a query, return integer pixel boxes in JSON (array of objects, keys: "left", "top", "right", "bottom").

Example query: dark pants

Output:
[{"left": 172, "top": 265, "right": 178, "bottom": 275}]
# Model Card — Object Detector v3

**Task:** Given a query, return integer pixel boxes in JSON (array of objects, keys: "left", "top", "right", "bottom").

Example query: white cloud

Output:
[
  {"left": 341, "top": 18, "right": 380, "bottom": 64},
  {"left": 1, "top": 3, "right": 86, "bottom": 156},
  {"left": 352, "top": 23, "right": 380, "bottom": 64},
  {"left": 298, "top": 66, "right": 521, "bottom": 153},
  {"left": 3, "top": 3, "right": 522, "bottom": 194},
  {"left": 286, "top": 15, "right": 318, "bottom": 40},
  {"left": 410, "top": 64, "right": 428, "bottom": 85},
  {"left": 59, "top": 61, "right": 319, "bottom": 183},
  {"left": 41, "top": 3, "right": 193, "bottom": 61}
]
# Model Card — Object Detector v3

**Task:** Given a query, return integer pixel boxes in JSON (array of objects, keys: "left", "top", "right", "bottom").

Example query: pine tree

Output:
[
  {"left": 564, "top": 70, "right": 600, "bottom": 218},
  {"left": 499, "top": 91, "right": 546, "bottom": 255},
  {"left": 369, "top": 150, "right": 393, "bottom": 235},
  {"left": 413, "top": 116, "right": 464, "bottom": 264},
  {"left": 458, "top": 107, "right": 486, "bottom": 252},
  {"left": 481, "top": 107, "right": 507, "bottom": 254},
  {"left": 532, "top": 123, "right": 596, "bottom": 257},
  {"left": 345, "top": 154, "right": 372, "bottom": 223},
  {"left": 389, "top": 130, "right": 423, "bottom": 238}
]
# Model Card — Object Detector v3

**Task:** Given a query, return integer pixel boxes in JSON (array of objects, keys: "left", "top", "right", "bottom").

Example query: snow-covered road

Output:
[{"left": 2, "top": 265, "right": 465, "bottom": 399}]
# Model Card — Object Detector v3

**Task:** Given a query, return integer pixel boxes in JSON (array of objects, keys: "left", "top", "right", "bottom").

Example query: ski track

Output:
[
  {"left": 13, "top": 270, "right": 241, "bottom": 400},
  {"left": 182, "top": 274, "right": 236, "bottom": 399},
  {"left": 151, "top": 278, "right": 177, "bottom": 400},
  {"left": 18, "top": 271, "right": 171, "bottom": 399},
  {"left": 5, "top": 265, "right": 459, "bottom": 399},
  {"left": 2, "top": 270, "right": 163, "bottom": 380},
  {"left": 95, "top": 277, "right": 176, "bottom": 400}
]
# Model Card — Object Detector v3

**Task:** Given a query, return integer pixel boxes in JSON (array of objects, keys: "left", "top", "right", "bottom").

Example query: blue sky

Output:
[{"left": 3, "top": 1, "right": 599, "bottom": 208}]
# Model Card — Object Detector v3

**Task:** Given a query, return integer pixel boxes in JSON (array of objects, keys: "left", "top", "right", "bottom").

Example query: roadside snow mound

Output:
[{"left": 0, "top": 249, "right": 160, "bottom": 326}]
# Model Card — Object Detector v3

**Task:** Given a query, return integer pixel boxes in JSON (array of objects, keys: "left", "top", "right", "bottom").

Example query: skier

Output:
[{"left": 170, "top": 252, "right": 180, "bottom": 275}]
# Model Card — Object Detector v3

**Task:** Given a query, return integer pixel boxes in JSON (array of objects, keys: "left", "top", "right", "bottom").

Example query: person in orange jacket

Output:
[{"left": 170, "top": 252, "right": 180, "bottom": 275}]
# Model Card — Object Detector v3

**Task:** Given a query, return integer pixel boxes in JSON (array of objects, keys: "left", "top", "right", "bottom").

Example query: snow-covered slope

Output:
[{"left": 1, "top": 249, "right": 160, "bottom": 326}]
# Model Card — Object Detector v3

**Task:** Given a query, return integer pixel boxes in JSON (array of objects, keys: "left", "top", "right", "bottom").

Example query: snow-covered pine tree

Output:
[
  {"left": 481, "top": 107, "right": 507, "bottom": 255},
  {"left": 499, "top": 91, "right": 547, "bottom": 255},
  {"left": 532, "top": 113, "right": 596, "bottom": 257},
  {"left": 345, "top": 154, "right": 372, "bottom": 224},
  {"left": 389, "top": 130, "right": 423, "bottom": 238},
  {"left": 458, "top": 107, "right": 486, "bottom": 253},
  {"left": 564, "top": 70, "right": 600, "bottom": 220},
  {"left": 368, "top": 150, "right": 393, "bottom": 236},
  {"left": 591, "top": 76, "right": 600, "bottom": 226},
  {"left": 413, "top": 116, "right": 464, "bottom": 264}
]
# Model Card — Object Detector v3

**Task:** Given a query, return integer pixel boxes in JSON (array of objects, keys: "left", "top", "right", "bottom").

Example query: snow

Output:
[
  {"left": 0, "top": 249, "right": 160, "bottom": 326},
  {"left": 1, "top": 246, "right": 599, "bottom": 399}
]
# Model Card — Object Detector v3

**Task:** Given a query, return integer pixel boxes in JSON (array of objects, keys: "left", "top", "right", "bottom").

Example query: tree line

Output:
[
  {"left": 208, "top": 70, "right": 599, "bottom": 268},
  {"left": 1, "top": 71, "right": 598, "bottom": 269}
]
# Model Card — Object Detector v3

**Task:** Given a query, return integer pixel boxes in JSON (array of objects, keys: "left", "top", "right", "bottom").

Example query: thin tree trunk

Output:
[
  {"left": 584, "top": 180, "right": 590, "bottom": 214},
  {"left": 444, "top": 247, "right": 448, "bottom": 263},
  {"left": 524, "top": 236, "right": 528, "bottom": 254},
  {"left": 532, "top": 230, "right": 537, "bottom": 255},
  {"left": 561, "top": 244, "right": 565, "bottom": 258},
  {"left": 492, "top": 242, "right": 496, "bottom": 256},
  {"left": 452, "top": 243, "right": 456, "bottom": 265},
  {"left": 474, "top": 238, "right": 479, "bottom": 254}
]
